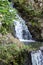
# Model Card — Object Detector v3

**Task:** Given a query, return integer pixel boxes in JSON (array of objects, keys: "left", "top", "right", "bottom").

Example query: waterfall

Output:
[
  {"left": 14, "top": 14, "right": 32, "bottom": 40},
  {"left": 8, "top": 0, "right": 35, "bottom": 42},
  {"left": 13, "top": 14, "right": 35, "bottom": 42},
  {"left": 31, "top": 50, "right": 43, "bottom": 65}
]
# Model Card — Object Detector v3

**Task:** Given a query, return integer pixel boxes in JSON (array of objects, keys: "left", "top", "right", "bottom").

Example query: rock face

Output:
[
  {"left": 28, "top": 24, "right": 42, "bottom": 40},
  {"left": 10, "top": 0, "right": 43, "bottom": 40}
]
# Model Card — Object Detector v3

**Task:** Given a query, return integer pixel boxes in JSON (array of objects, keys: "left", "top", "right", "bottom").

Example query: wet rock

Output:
[
  {"left": 11, "top": 0, "right": 43, "bottom": 41},
  {"left": 27, "top": 24, "right": 42, "bottom": 40}
]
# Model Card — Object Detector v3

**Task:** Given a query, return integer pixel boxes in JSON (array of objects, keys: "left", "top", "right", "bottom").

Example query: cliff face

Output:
[{"left": 11, "top": 0, "right": 43, "bottom": 40}]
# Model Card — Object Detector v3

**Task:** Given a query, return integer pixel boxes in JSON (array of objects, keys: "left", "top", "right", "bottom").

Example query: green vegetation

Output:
[
  {"left": 12, "top": 0, "right": 43, "bottom": 39},
  {"left": 13, "top": 0, "right": 43, "bottom": 17},
  {"left": 0, "top": 42, "right": 43, "bottom": 65},
  {"left": 0, "top": 0, "right": 18, "bottom": 34},
  {"left": 0, "top": 0, "right": 43, "bottom": 65}
]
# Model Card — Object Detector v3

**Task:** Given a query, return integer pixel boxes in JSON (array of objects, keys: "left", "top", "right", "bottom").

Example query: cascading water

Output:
[
  {"left": 13, "top": 14, "right": 35, "bottom": 42},
  {"left": 31, "top": 50, "right": 43, "bottom": 65},
  {"left": 8, "top": 1, "right": 43, "bottom": 65},
  {"left": 8, "top": 0, "right": 35, "bottom": 42}
]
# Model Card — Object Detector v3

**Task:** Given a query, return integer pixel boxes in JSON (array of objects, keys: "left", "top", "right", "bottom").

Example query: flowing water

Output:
[
  {"left": 31, "top": 50, "right": 43, "bottom": 65},
  {"left": 13, "top": 14, "right": 35, "bottom": 42},
  {"left": 8, "top": 1, "right": 43, "bottom": 65},
  {"left": 9, "top": 0, "right": 35, "bottom": 42}
]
